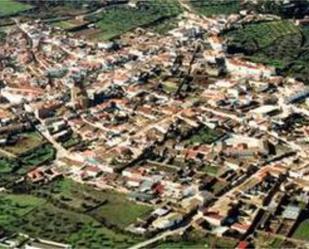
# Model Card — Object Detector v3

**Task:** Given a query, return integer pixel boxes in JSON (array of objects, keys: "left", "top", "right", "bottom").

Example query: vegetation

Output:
[
  {"left": 155, "top": 229, "right": 237, "bottom": 249},
  {"left": 0, "top": 193, "right": 140, "bottom": 248},
  {"left": 0, "top": 0, "right": 33, "bottom": 17},
  {"left": 186, "top": 127, "right": 223, "bottom": 145},
  {"left": 86, "top": 0, "right": 183, "bottom": 40},
  {"left": 225, "top": 20, "right": 309, "bottom": 84},
  {"left": 0, "top": 157, "right": 19, "bottom": 174},
  {"left": 293, "top": 218, "right": 309, "bottom": 241},
  {"left": 2, "top": 132, "right": 45, "bottom": 156},
  {"left": 190, "top": 0, "right": 240, "bottom": 16},
  {"left": 20, "top": 144, "right": 55, "bottom": 166},
  {"left": 244, "top": 0, "right": 309, "bottom": 19},
  {"left": 0, "top": 194, "right": 46, "bottom": 230},
  {"left": 149, "top": 17, "right": 179, "bottom": 35},
  {"left": 33, "top": 179, "right": 152, "bottom": 229}
]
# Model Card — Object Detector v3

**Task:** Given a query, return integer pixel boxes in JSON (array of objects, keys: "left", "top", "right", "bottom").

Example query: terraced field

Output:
[
  {"left": 190, "top": 0, "right": 240, "bottom": 16},
  {"left": 225, "top": 20, "right": 309, "bottom": 83},
  {"left": 83, "top": 0, "right": 183, "bottom": 40}
]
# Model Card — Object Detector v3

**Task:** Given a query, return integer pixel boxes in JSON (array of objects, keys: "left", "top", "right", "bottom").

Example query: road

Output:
[{"left": 128, "top": 224, "right": 190, "bottom": 249}]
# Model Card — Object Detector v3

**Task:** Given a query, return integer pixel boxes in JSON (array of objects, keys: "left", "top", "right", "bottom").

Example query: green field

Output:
[
  {"left": 89, "top": 189, "right": 152, "bottom": 229},
  {"left": 225, "top": 20, "right": 309, "bottom": 83},
  {"left": 149, "top": 17, "right": 179, "bottom": 35},
  {"left": 0, "top": 157, "right": 18, "bottom": 173},
  {"left": 190, "top": 0, "right": 240, "bottom": 16},
  {"left": 33, "top": 179, "right": 152, "bottom": 229},
  {"left": 293, "top": 219, "right": 309, "bottom": 241},
  {"left": 226, "top": 20, "right": 300, "bottom": 53},
  {"left": 0, "top": 0, "right": 33, "bottom": 17},
  {"left": 87, "top": 0, "right": 182, "bottom": 40},
  {"left": 0, "top": 194, "right": 46, "bottom": 230},
  {"left": 2, "top": 132, "right": 45, "bottom": 156},
  {"left": 0, "top": 193, "right": 141, "bottom": 248},
  {"left": 186, "top": 127, "right": 223, "bottom": 145},
  {"left": 20, "top": 144, "right": 55, "bottom": 166}
]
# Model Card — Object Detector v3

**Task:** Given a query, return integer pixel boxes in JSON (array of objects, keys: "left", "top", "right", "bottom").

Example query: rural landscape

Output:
[{"left": 0, "top": 0, "right": 309, "bottom": 248}]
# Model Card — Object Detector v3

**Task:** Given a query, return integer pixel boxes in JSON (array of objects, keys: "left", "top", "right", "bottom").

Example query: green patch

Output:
[
  {"left": 2, "top": 132, "right": 45, "bottom": 156},
  {"left": 0, "top": 194, "right": 46, "bottom": 230},
  {"left": 190, "top": 0, "right": 240, "bottom": 16},
  {"left": 87, "top": 0, "right": 183, "bottom": 41},
  {"left": 0, "top": 0, "right": 33, "bottom": 17},
  {"left": 33, "top": 179, "right": 152, "bottom": 229},
  {"left": 156, "top": 230, "right": 238, "bottom": 249},
  {"left": 89, "top": 190, "right": 152, "bottom": 229},
  {"left": 0, "top": 157, "right": 18, "bottom": 174},
  {"left": 0, "top": 194, "right": 140, "bottom": 249},
  {"left": 293, "top": 219, "right": 309, "bottom": 241},
  {"left": 163, "top": 81, "right": 178, "bottom": 94},
  {"left": 225, "top": 20, "right": 309, "bottom": 84},
  {"left": 186, "top": 127, "right": 223, "bottom": 145},
  {"left": 20, "top": 144, "right": 55, "bottom": 166},
  {"left": 149, "top": 17, "right": 179, "bottom": 35},
  {"left": 225, "top": 20, "right": 300, "bottom": 51},
  {"left": 199, "top": 164, "right": 219, "bottom": 176}
]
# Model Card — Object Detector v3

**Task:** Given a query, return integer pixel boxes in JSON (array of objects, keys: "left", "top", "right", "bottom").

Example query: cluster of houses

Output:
[{"left": 0, "top": 8, "right": 308, "bottom": 249}]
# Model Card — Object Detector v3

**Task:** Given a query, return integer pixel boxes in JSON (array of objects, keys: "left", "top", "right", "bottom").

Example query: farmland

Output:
[
  {"left": 0, "top": 193, "right": 140, "bottom": 248},
  {"left": 32, "top": 178, "right": 153, "bottom": 229},
  {"left": 190, "top": 0, "right": 240, "bottom": 16},
  {"left": 83, "top": 0, "right": 183, "bottom": 41},
  {"left": 0, "top": 0, "right": 33, "bottom": 17},
  {"left": 225, "top": 20, "right": 309, "bottom": 83}
]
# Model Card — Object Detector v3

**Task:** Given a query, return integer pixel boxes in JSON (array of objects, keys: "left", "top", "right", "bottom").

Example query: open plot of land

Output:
[
  {"left": 0, "top": 193, "right": 141, "bottom": 248},
  {"left": 0, "top": 194, "right": 46, "bottom": 230},
  {"left": 186, "top": 127, "right": 223, "bottom": 145},
  {"left": 0, "top": 0, "right": 33, "bottom": 17},
  {"left": 34, "top": 178, "right": 152, "bottom": 229},
  {"left": 292, "top": 218, "right": 309, "bottom": 241},
  {"left": 190, "top": 0, "right": 240, "bottom": 16},
  {"left": 2, "top": 132, "right": 45, "bottom": 156}
]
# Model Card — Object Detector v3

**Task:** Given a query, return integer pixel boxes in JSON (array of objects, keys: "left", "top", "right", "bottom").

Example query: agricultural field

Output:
[
  {"left": 0, "top": 193, "right": 140, "bottom": 249},
  {"left": 225, "top": 20, "right": 309, "bottom": 84},
  {"left": 0, "top": 194, "right": 46, "bottom": 230},
  {"left": 0, "top": 0, "right": 33, "bottom": 17},
  {"left": 84, "top": 0, "right": 183, "bottom": 41},
  {"left": 225, "top": 20, "right": 300, "bottom": 55},
  {"left": 33, "top": 178, "right": 153, "bottom": 229},
  {"left": 190, "top": 0, "right": 240, "bottom": 17}
]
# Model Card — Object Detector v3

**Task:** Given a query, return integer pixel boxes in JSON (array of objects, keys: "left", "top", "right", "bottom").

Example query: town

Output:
[{"left": 0, "top": 0, "right": 309, "bottom": 248}]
